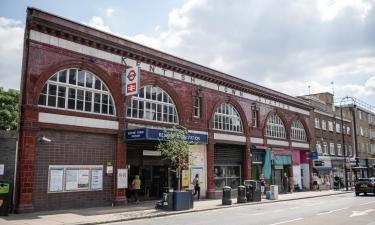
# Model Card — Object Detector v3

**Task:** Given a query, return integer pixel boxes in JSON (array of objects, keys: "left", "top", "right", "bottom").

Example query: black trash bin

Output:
[
  {"left": 186, "top": 188, "right": 194, "bottom": 209},
  {"left": 0, "top": 182, "right": 11, "bottom": 216},
  {"left": 237, "top": 186, "right": 247, "bottom": 203},
  {"left": 244, "top": 180, "right": 261, "bottom": 202},
  {"left": 245, "top": 183, "right": 254, "bottom": 202},
  {"left": 222, "top": 186, "right": 232, "bottom": 205}
]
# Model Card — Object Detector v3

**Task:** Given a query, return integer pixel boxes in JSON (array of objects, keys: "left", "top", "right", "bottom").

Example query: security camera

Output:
[{"left": 39, "top": 136, "right": 51, "bottom": 143}]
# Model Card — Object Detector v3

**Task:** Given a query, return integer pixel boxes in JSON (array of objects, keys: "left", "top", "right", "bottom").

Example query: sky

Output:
[{"left": 1, "top": 0, "right": 375, "bottom": 107}]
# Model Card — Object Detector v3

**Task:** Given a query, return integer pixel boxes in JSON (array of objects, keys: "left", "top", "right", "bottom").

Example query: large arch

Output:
[
  {"left": 263, "top": 110, "right": 289, "bottom": 139},
  {"left": 33, "top": 60, "right": 123, "bottom": 117},
  {"left": 208, "top": 98, "right": 249, "bottom": 135},
  {"left": 124, "top": 79, "right": 185, "bottom": 125},
  {"left": 289, "top": 114, "right": 311, "bottom": 142}
]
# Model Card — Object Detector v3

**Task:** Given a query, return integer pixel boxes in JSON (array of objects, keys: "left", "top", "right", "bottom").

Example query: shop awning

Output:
[
  {"left": 273, "top": 155, "right": 292, "bottom": 165},
  {"left": 124, "top": 128, "right": 208, "bottom": 144},
  {"left": 313, "top": 167, "right": 332, "bottom": 172}
]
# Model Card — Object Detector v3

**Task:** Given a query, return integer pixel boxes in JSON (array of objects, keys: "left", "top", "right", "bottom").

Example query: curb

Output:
[{"left": 82, "top": 191, "right": 352, "bottom": 225}]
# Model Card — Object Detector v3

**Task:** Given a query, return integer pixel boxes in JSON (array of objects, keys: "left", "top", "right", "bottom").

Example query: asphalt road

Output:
[{"left": 108, "top": 193, "right": 375, "bottom": 225}]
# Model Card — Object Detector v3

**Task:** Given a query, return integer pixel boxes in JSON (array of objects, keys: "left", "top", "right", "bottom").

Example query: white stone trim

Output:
[
  {"left": 214, "top": 133, "right": 246, "bottom": 143},
  {"left": 291, "top": 142, "right": 309, "bottom": 149},
  {"left": 314, "top": 109, "right": 351, "bottom": 123},
  {"left": 39, "top": 112, "right": 119, "bottom": 130},
  {"left": 266, "top": 139, "right": 289, "bottom": 147},
  {"left": 250, "top": 137, "right": 264, "bottom": 144},
  {"left": 30, "top": 30, "right": 310, "bottom": 116}
]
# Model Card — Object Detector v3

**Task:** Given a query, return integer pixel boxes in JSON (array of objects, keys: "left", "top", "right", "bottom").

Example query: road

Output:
[{"left": 108, "top": 193, "right": 375, "bottom": 225}]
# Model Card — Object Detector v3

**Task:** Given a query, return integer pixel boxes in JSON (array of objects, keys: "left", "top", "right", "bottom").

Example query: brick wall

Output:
[{"left": 32, "top": 130, "right": 115, "bottom": 211}]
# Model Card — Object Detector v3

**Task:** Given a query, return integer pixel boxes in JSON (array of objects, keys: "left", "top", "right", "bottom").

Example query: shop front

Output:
[
  {"left": 313, "top": 156, "right": 332, "bottom": 190},
  {"left": 271, "top": 149, "right": 292, "bottom": 193},
  {"left": 124, "top": 127, "right": 208, "bottom": 199},
  {"left": 291, "top": 149, "right": 310, "bottom": 191},
  {"left": 251, "top": 148, "right": 266, "bottom": 180}
]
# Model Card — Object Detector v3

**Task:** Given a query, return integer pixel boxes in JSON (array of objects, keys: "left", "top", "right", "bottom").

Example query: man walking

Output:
[
  {"left": 132, "top": 175, "right": 141, "bottom": 203},
  {"left": 192, "top": 174, "right": 201, "bottom": 200},
  {"left": 282, "top": 173, "right": 289, "bottom": 193}
]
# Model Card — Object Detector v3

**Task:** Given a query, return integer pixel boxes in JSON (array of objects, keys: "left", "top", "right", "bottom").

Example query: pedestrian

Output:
[
  {"left": 289, "top": 176, "right": 295, "bottom": 193},
  {"left": 132, "top": 175, "right": 141, "bottom": 203},
  {"left": 282, "top": 173, "right": 289, "bottom": 193},
  {"left": 313, "top": 174, "right": 319, "bottom": 191},
  {"left": 259, "top": 174, "right": 266, "bottom": 197},
  {"left": 192, "top": 174, "right": 201, "bottom": 200},
  {"left": 317, "top": 175, "right": 322, "bottom": 191}
]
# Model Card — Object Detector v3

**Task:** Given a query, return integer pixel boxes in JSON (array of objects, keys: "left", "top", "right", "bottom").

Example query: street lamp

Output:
[{"left": 339, "top": 97, "right": 349, "bottom": 191}]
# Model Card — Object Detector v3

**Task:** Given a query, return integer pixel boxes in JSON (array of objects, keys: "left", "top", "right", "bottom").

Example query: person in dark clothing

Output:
[
  {"left": 192, "top": 174, "right": 201, "bottom": 200},
  {"left": 282, "top": 173, "right": 289, "bottom": 193}
]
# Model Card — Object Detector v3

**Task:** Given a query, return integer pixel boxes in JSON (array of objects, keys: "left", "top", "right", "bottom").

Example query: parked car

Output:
[{"left": 354, "top": 177, "right": 375, "bottom": 196}]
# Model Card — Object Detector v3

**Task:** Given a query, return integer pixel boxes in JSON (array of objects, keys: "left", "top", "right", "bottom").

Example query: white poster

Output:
[
  {"left": 78, "top": 169, "right": 90, "bottom": 189},
  {"left": 91, "top": 169, "right": 103, "bottom": 190},
  {"left": 49, "top": 169, "right": 63, "bottom": 192},
  {"left": 65, "top": 169, "right": 78, "bottom": 190},
  {"left": 0, "top": 164, "right": 4, "bottom": 175},
  {"left": 117, "top": 169, "right": 128, "bottom": 189}
]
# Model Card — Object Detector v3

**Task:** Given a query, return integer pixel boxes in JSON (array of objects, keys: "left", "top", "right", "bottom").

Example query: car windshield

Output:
[{"left": 357, "top": 178, "right": 371, "bottom": 182}]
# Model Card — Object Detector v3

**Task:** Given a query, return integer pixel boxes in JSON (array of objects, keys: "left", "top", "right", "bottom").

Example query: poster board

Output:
[
  {"left": 117, "top": 169, "right": 128, "bottom": 189},
  {"left": 49, "top": 168, "right": 63, "bottom": 192},
  {"left": 91, "top": 169, "right": 103, "bottom": 190},
  {"left": 181, "top": 169, "right": 189, "bottom": 187}
]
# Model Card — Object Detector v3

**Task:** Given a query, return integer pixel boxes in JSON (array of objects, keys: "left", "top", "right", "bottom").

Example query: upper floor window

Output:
[
  {"left": 316, "top": 141, "right": 322, "bottom": 154},
  {"left": 214, "top": 103, "right": 243, "bottom": 132},
  {"left": 321, "top": 120, "right": 327, "bottom": 130},
  {"left": 252, "top": 109, "right": 258, "bottom": 128},
  {"left": 127, "top": 85, "right": 178, "bottom": 124},
  {"left": 328, "top": 121, "right": 334, "bottom": 131},
  {"left": 337, "top": 144, "right": 342, "bottom": 155},
  {"left": 346, "top": 126, "right": 351, "bottom": 135},
  {"left": 335, "top": 123, "right": 341, "bottom": 133},
  {"left": 290, "top": 120, "right": 306, "bottom": 141},
  {"left": 193, "top": 96, "right": 201, "bottom": 118},
  {"left": 38, "top": 68, "right": 115, "bottom": 115},
  {"left": 266, "top": 115, "right": 286, "bottom": 138},
  {"left": 329, "top": 143, "right": 335, "bottom": 155},
  {"left": 314, "top": 118, "right": 320, "bottom": 129},
  {"left": 358, "top": 111, "right": 362, "bottom": 120},
  {"left": 323, "top": 142, "right": 328, "bottom": 155},
  {"left": 348, "top": 145, "right": 353, "bottom": 157}
]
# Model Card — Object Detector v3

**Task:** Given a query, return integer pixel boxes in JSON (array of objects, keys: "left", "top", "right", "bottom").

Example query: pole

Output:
[
  {"left": 340, "top": 103, "right": 348, "bottom": 191},
  {"left": 351, "top": 105, "right": 359, "bottom": 181}
]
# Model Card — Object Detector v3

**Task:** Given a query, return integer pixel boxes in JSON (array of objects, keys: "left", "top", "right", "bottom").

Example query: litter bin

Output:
[
  {"left": 244, "top": 180, "right": 261, "bottom": 202},
  {"left": 244, "top": 183, "right": 254, "bottom": 202},
  {"left": 0, "top": 182, "right": 11, "bottom": 216},
  {"left": 186, "top": 188, "right": 194, "bottom": 209},
  {"left": 222, "top": 186, "right": 232, "bottom": 205},
  {"left": 237, "top": 186, "right": 247, "bottom": 203},
  {"left": 162, "top": 187, "right": 174, "bottom": 210},
  {"left": 270, "top": 185, "right": 278, "bottom": 200}
]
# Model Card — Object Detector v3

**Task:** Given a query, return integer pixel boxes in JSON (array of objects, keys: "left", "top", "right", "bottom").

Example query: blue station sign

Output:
[{"left": 124, "top": 128, "right": 208, "bottom": 144}]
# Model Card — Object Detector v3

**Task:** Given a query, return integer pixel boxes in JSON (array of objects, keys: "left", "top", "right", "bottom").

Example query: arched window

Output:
[
  {"left": 213, "top": 103, "right": 243, "bottom": 132},
  {"left": 38, "top": 68, "right": 115, "bottom": 115},
  {"left": 291, "top": 120, "right": 307, "bottom": 141},
  {"left": 266, "top": 115, "right": 286, "bottom": 138},
  {"left": 127, "top": 85, "right": 178, "bottom": 124}
]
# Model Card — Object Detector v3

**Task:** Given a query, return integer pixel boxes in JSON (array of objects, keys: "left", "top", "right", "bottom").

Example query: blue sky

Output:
[{"left": 1, "top": 0, "right": 375, "bottom": 108}]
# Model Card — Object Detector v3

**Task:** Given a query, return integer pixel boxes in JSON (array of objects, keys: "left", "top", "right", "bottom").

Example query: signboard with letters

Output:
[
  {"left": 122, "top": 66, "right": 140, "bottom": 96},
  {"left": 124, "top": 128, "right": 208, "bottom": 144}
]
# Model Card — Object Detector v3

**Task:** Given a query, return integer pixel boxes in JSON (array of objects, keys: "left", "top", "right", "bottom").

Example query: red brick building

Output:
[{"left": 16, "top": 8, "right": 313, "bottom": 212}]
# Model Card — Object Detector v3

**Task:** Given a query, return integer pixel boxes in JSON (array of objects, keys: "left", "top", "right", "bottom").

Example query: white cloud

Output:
[
  {"left": 86, "top": 16, "right": 111, "bottom": 33},
  {"left": 0, "top": 17, "right": 24, "bottom": 90},
  {"left": 106, "top": 8, "right": 115, "bottom": 17},
  {"left": 317, "top": 0, "right": 372, "bottom": 21}
]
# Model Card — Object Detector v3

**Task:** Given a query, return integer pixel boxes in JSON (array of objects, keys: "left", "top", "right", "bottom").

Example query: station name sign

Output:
[{"left": 124, "top": 128, "right": 208, "bottom": 144}]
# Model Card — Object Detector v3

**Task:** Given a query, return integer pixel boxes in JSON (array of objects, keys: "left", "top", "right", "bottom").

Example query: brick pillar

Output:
[
  {"left": 16, "top": 106, "right": 39, "bottom": 213},
  {"left": 206, "top": 133, "right": 215, "bottom": 199},
  {"left": 114, "top": 122, "right": 127, "bottom": 205},
  {"left": 243, "top": 143, "right": 251, "bottom": 181}
]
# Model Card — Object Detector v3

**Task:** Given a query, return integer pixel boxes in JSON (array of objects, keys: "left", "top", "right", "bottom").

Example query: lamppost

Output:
[{"left": 340, "top": 97, "right": 349, "bottom": 191}]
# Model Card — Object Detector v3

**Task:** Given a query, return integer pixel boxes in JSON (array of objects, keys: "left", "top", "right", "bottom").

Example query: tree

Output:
[
  {"left": 156, "top": 125, "right": 194, "bottom": 191},
  {"left": 0, "top": 87, "right": 20, "bottom": 130}
]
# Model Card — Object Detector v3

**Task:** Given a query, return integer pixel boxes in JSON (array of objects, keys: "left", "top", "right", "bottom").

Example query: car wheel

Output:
[
  {"left": 364, "top": 192, "right": 367, "bottom": 196},
  {"left": 355, "top": 192, "right": 359, "bottom": 196}
]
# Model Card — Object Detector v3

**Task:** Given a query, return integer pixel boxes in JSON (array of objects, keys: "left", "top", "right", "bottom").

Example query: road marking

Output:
[
  {"left": 249, "top": 212, "right": 266, "bottom": 216},
  {"left": 290, "top": 207, "right": 299, "bottom": 210},
  {"left": 317, "top": 207, "right": 348, "bottom": 216},
  {"left": 268, "top": 218, "right": 304, "bottom": 225},
  {"left": 350, "top": 209, "right": 374, "bottom": 217},
  {"left": 360, "top": 201, "right": 375, "bottom": 206}
]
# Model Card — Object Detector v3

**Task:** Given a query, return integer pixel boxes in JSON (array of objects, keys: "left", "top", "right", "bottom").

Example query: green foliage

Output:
[
  {"left": 156, "top": 126, "right": 193, "bottom": 169},
  {"left": 0, "top": 87, "right": 20, "bottom": 130}
]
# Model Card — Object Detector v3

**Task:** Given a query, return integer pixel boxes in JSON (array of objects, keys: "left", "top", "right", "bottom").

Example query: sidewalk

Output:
[{"left": 0, "top": 190, "right": 352, "bottom": 225}]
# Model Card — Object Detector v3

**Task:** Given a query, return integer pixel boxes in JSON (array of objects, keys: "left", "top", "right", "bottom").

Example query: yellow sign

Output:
[{"left": 181, "top": 169, "right": 189, "bottom": 187}]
